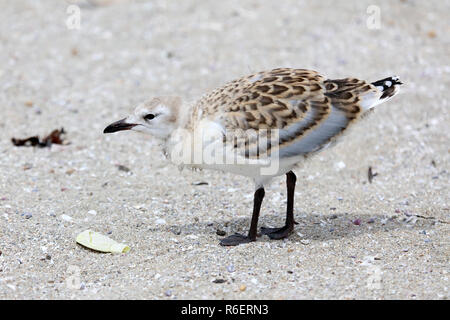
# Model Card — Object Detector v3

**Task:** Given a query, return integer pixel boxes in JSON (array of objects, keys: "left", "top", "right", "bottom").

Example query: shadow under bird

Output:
[{"left": 104, "top": 68, "right": 402, "bottom": 246}]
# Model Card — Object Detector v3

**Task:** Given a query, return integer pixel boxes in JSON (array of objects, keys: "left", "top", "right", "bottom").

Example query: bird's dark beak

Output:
[{"left": 103, "top": 118, "right": 137, "bottom": 134}]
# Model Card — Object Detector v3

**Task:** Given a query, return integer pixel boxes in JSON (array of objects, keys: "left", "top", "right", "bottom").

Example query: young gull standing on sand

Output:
[{"left": 104, "top": 68, "right": 402, "bottom": 246}]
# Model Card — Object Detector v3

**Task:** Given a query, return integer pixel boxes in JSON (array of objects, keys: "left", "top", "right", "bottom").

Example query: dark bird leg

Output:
[
  {"left": 220, "top": 187, "right": 265, "bottom": 246},
  {"left": 261, "top": 171, "right": 297, "bottom": 239}
]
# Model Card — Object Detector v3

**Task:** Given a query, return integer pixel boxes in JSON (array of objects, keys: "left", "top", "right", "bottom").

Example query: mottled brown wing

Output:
[
  {"left": 272, "top": 77, "right": 378, "bottom": 158},
  {"left": 205, "top": 68, "right": 329, "bottom": 131},
  {"left": 196, "top": 69, "right": 377, "bottom": 158}
]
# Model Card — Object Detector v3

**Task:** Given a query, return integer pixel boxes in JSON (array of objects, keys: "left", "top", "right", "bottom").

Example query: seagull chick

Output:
[{"left": 104, "top": 68, "right": 402, "bottom": 246}]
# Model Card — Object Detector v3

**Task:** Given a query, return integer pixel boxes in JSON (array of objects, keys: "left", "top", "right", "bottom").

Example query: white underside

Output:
[
  {"left": 167, "top": 119, "right": 316, "bottom": 188},
  {"left": 188, "top": 155, "right": 304, "bottom": 188}
]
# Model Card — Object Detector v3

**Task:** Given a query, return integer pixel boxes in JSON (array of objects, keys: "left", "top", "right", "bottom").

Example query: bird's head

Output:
[{"left": 103, "top": 96, "right": 181, "bottom": 139}]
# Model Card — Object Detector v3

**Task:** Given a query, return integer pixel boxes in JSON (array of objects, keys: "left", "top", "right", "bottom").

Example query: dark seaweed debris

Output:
[
  {"left": 368, "top": 166, "right": 378, "bottom": 183},
  {"left": 12, "top": 128, "right": 67, "bottom": 148}
]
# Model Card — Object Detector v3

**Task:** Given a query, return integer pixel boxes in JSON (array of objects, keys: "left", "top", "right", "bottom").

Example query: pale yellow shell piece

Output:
[{"left": 76, "top": 230, "right": 130, "bottom": 254}]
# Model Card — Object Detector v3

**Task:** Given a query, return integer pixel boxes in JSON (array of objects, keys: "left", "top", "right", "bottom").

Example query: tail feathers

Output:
[{"left": 372, "top": 76, "right": 403, "bottom": 100}]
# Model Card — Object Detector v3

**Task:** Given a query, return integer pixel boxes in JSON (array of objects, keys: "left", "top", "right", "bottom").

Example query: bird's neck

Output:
[{"left": 163, "top": 101, "right": 197, "bottom": 163}]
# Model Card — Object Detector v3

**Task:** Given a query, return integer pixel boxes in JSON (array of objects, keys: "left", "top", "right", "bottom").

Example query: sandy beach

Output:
[{"left": 0, "top": 0, "right": 448, "bottom": 299}]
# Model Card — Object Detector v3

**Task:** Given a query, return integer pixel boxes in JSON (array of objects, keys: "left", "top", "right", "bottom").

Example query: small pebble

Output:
[
  {"left": 300, "top": 239, "right": 310, "bottom": 245},
  {"left": 192, "top": 182, "right": 208, "bottom": 186},
  {"left": 213, "top": 279, "right": 226, "bottom": 284},
  {"left": 352, "top": 219, "right": 362, "bottom": 225},
  {"left": 227, "top": 265, "right": 235, "bottom": 273},
  {"left": 116, "top": 165, "right": 130, "bottom": 172},
  {"left": 216, "top": 229, "right": 226, "bottom": 236},
  {"left": 155, "top": 218, "right": 166, "bottom": 225},
  {"left": 427, "top": 30, "right": 437, "bottom": 38},
  {"left": 164, "top": 290, "right": 172, "bottom": 296},
  {"left": 60, "top": 214, "right": 73, "bottom": 222},
  {"left": 239, "top": 284, "right": 246, "bottom": 291},
  {"left": 87, "top": 210, "right": 97, "bottom": 215},
  {"left": 334, "top": 161, "right": 346, "bottom": 170},
  {"left": 7, "top": 284, "right": 16, "bottom": 291},
  {"left": 23, "top": 212, "right": 32, "bottom": 219}
]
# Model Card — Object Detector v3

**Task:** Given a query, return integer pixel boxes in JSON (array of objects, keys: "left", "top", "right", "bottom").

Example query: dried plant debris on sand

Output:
[{"left": 11, "top": 128, "right": 67, "bottom": 148}]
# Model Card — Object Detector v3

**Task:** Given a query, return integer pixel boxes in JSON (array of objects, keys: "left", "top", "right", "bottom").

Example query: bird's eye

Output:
[{"left": 144, "top": 114, "right": 155, "bottom": 121}]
